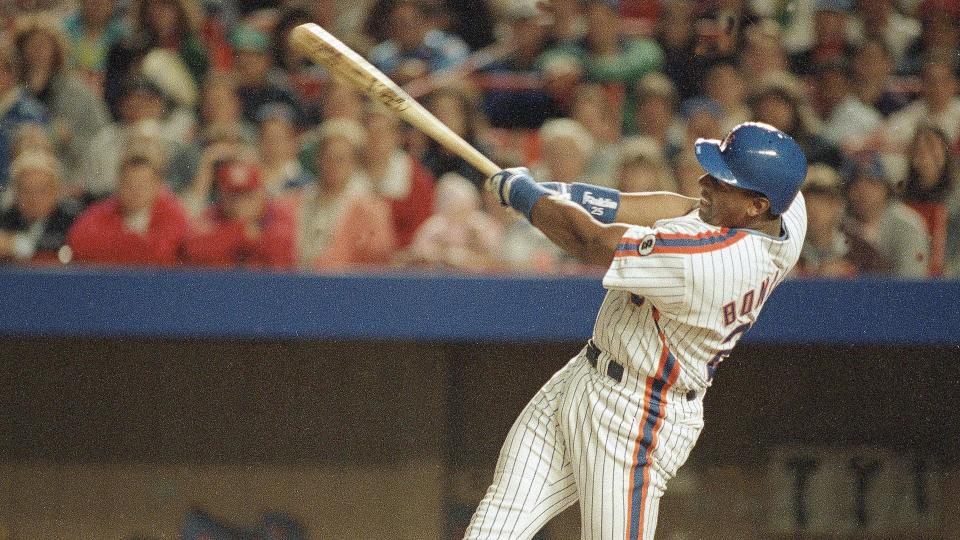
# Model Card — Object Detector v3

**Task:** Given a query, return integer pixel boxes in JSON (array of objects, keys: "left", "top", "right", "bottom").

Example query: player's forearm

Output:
[
  {"left": 542, "top": 182, "right": 697, "bottom": 226},
  {"left": 491, "top": 168, "right": 627, "bottom": 265},
  {"left": 529, "top": 196, "right": 625, "bottom": 266},
  {"left": 616, "top": 192, "right": 699, "bottom": 226}
]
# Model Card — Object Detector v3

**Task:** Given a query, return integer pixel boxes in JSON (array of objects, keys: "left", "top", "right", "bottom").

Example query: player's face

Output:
[{"left": 697, "top": 174, "right": 767, "bottom": 227}]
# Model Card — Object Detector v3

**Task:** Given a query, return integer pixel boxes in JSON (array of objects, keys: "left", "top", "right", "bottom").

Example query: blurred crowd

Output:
[{"left": 1, "top": 0, "right": 959, "bottom": 277}]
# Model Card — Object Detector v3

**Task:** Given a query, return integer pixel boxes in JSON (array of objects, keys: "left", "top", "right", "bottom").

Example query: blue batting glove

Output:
[
  {"left": 488, "top": 167, "right": 530, "bottom": 207},
  {"left": 487, "top": 167, "right": 551, "bottom": 220}
]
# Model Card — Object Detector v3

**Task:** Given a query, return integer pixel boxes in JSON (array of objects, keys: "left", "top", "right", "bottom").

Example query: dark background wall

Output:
[
  {"left": 5, "top": 338, "right": 957, "bottom": 466},
  {"left": 3, "top": 337, "right": 959, "bottom": 538}
]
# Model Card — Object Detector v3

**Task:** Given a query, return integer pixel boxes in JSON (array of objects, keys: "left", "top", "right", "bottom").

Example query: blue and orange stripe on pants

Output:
[{"left": 625, "top": 307, "right": 680, "bottom": 540}]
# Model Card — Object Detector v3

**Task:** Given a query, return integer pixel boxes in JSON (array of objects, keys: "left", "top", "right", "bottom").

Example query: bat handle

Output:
[{"left": 470, "top": 155, "right": 502, "bottom": 179}]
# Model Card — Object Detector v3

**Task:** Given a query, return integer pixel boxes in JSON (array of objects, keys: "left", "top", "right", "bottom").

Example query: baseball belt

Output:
[{"left": 586, "top": 340, "right": 698, "bottom": 401}]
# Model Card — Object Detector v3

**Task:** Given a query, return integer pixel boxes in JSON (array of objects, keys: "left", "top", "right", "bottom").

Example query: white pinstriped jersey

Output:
[
  {"left": 594, "top": 192, "right": 808, "bottom": 395},
  {"left": 466, "top": 193, "right": 808, "bottom": 540}
]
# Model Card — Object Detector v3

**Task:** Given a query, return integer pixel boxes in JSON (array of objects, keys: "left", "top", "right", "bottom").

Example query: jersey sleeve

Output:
[
  {"left": 602, "top": 224, "right": 691, "bottom": 314},
  {"left": 783, "top": 192, "right": 808, "bottom": 240},
  {"left": 780, "top": 191, "right": 808, "bottom": 265}
]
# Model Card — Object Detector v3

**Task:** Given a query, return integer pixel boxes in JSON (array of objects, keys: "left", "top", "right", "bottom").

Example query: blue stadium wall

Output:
[
  {"left": 2, "top": 267, "right": 958, "bottom": 344},
  {"left": 2, "top": 267, "right": 958, "bottom": 467}
]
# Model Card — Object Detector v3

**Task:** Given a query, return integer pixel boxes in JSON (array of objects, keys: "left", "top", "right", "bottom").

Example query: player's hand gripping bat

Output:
[{"left": 288, "top": 23, "right": 501, "bottom": 178}]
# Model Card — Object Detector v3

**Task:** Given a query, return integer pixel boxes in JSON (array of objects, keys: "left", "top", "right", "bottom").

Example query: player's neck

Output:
[{"left": 744, "top": 216, "right": 784, "bottom": 237}]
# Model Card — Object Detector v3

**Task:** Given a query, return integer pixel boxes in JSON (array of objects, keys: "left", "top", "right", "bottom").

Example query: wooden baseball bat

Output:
[{"left": 289, "top": 23, "right": 501, "bottom": 178}]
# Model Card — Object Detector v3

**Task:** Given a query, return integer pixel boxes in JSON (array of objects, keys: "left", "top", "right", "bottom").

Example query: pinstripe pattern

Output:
[
  {"left": 600, "top": 194, "right": 807, "bottom": 395},
  {"left": 466, "top": 195, "right": 807, "bottom": 539}
]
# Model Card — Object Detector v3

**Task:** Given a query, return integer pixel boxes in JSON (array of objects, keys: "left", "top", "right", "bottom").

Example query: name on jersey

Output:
[
  {"left": 582, "top": 192, "right": 618, "bottom": 209},
  {"left": 721, "top": 272, "right": 778, "bottom": 326}
]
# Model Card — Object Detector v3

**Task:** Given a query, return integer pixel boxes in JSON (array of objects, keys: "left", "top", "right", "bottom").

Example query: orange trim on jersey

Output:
[
  {"left": 637, "top": 347, "right": 670, "bottom": 537},
  {"left": 656, "top": 229, "right": 732, "bottom": 240},
  {"left": 615, "top": 229, "right": 748, "bottom": 258},
  {"left": 652, "top": 309, "right": 681, "bottom": 391},
  {"left": 652, "top": 230, "right": 748, "bottom": 254},
  {"left": 615, "top": 238, "right": 643, "bottom": 259}
]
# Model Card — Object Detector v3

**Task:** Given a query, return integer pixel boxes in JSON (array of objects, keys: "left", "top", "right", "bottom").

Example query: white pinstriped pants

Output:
[{"left": 465, "top": 350, "right": 703, "bottom": 540}]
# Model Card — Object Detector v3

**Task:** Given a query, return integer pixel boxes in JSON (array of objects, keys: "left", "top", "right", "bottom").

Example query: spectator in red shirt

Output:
[
  {"left": 181, "top": 160, "right": 296, "bottom": 270},
  {"left": 67, "top": 150, "right": 188, "bottom": 266}
]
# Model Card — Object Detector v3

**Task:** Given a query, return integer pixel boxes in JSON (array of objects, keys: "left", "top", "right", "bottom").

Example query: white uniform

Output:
[{"left": 465, "top": 194, "right": 807, "bottom": 540}]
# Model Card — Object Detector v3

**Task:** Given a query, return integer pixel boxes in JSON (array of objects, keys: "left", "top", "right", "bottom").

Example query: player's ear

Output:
[{"left": 747, "top": 195, "right": 770, "bottom": 218}]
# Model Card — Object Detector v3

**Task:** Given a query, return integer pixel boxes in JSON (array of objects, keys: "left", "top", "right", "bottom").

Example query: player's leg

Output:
[
  {"left": 561, "top": 358, "right": 703, "bottom": 540},
  {"left": 464, "top": 359, "right": 581, "bottom": 540},
  {"left": 621, "top": 395, "right": 702, "bottom": 540},
  {"left": 558, "top": 357, "right": 637, "bottom": 539}
]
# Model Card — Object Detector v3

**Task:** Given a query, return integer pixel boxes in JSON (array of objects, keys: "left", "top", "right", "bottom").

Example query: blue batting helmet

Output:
[{"left": 694, "top": 122, "right": 808, "bottom": 215}]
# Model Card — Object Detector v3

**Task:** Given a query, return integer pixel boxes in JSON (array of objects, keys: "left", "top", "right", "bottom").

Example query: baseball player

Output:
[{"left": 466, "top": 122, "right": 808, "bottom": 539}]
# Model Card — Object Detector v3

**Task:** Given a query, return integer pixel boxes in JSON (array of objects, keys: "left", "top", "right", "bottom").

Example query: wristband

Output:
[
  {"left": 539, "top": 182, "right": 570, "bottom": 197},
  {"left": 568, "top": 183, "right": 621, "bottom": 224}
]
